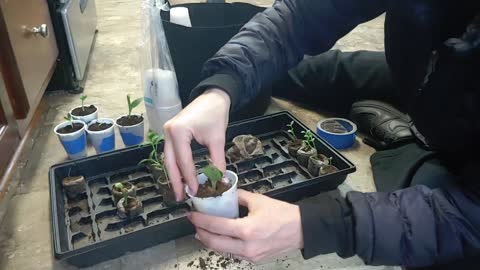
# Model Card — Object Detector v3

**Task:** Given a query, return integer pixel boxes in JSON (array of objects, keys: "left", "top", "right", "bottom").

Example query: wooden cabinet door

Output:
[
  {"left": 0, "top": 73, "right": 20, "bottom": 184},
  {"left": 0, "top": 0, "right": 58, "bottom": 105},
  {"left": 0, "top": 0, "right": 58, "bottom": 135}
]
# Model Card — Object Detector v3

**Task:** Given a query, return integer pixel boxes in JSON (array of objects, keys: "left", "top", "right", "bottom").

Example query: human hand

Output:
[
  {"left": 163, "top": 88, "right": 230, "bottom": 201},
  {"left": 188, "top": 189, "right": 304, "bottom": 263}
]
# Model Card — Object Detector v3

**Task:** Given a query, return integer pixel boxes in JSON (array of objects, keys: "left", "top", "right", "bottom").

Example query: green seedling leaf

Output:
[
  {"left": 301, "top": 130, "right": 316, "bottom": 151},
  {"left": 80, "top": 94, "right": 87, "bottom": 111},
  {"left": 286, "top": 121, "right": 297, "bottom": 140},
  {"left": 114, "top": 183, "right": 124, "bottom": 191},
  {"left": 127, "top": 94, "right": 143, "bottom": 116},
  {"left": 203, "top": 164, "right": 223, "bottom": 190},
  {"left": 64, "top": 113, "right": 74, "bottom": 128}
]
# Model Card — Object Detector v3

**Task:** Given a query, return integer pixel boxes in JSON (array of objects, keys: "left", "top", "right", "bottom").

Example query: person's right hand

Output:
[{"left": 163, "top": 88, "right": 231, "bottom": 201}]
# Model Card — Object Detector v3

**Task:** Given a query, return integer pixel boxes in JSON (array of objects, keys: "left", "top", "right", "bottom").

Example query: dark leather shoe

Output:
[{"left": 349, "top": 100, "right": 414, "bottom": 150}]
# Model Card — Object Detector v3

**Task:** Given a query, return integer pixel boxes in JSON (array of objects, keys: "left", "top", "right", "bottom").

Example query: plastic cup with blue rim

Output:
[
  {"left": 86, "top": 118, "right": 116, "bottom": 154},
  {"left": 54, "top": 120, "right": 88, "bottom": 160},
  {"left": 316, "top": 118, "right": 357, "bottom": 149},
  {"left": 116, "top": 114, "right": 145, "bottom": 147}
]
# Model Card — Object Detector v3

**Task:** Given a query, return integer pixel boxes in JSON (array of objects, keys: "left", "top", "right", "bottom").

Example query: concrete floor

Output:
[{"left": 0, "top": 0, "right": 395, "bottom": 269}]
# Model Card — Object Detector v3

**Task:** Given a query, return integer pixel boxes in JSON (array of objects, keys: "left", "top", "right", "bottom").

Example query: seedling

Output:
[
  {"left": 301, "top": 130, "right": 316, "bottom": 151},
  {"left": 286, "top": 121, "right": 297, "bottom": 140},
  {"left": 139, "top": 131, "right": 169, "bottom": 186},
  {"left": 203, "top": 163, "right": 223, "bottom": 190},
  {"left": 114, "top": 183, "right": 124, "bottom": 192},
  {"left": 64, "top": 113, "right": 74, "bottom": 128},
  {"left": 127, "top": 94, "right": 143, "bottom": 117},
  {"left": 80, "top": 94, "right": 87, "bottom": 111}
]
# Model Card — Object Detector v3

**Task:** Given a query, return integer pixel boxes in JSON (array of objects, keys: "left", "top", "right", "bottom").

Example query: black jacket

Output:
[{"left": 190, "top": 0, "right": 480, "bottom": 267}]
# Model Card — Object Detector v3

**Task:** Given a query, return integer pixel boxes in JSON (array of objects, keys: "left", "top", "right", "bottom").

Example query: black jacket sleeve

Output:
[
  {"left": 298, "top": 185, "right": 480, "bottom": 267},
  {"left": 189, "top": 0, "right": 386, "bottom": 111}
]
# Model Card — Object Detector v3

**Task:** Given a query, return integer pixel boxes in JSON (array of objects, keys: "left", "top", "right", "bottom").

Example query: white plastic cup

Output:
[
  {"left": 54, "top": 120, "right": 88, "bottom": 160},
  {"left": 186, "top": 170, "right": 239, "bottom": 219},
  {"left": 143, "top": 69, "right": 182, "bottom": 108},
  {"left": 170, "top": 7, "right": 192, "bottom": 27},
  {"left": 86, "top": 118, "right": 116, "bottom": 154},
  {"left": 116, "top": 114, "right": 145, "bottom": 147},
  {"left": 70, "top": 105, "right": 98, "bottom": 124}
]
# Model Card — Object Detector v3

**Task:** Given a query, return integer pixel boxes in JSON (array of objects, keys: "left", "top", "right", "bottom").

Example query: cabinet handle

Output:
[{"left": 30, "top": 24, "right": 49, "bottom": 38}]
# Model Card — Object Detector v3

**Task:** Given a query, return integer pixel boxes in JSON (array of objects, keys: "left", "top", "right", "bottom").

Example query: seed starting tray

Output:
[{"left": 49, "top": 111, "right": 356, "bottom": 267}]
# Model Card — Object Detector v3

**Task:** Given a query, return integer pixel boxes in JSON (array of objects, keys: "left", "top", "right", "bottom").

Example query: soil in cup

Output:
[
  {"left": 57, "top": 123, "right": 84, "bottom": 134},
  {"left": 88, "top": 122, "right": 113, "bottom": 131},
  {"left": 72, "top": 105, "right": 97, "bottom": 116},
  {"left": 196, "top": 181, "right": 231, "bottom": 198},
  {"left": 116, "top": 115, "right": 144, "bottom": 126}
]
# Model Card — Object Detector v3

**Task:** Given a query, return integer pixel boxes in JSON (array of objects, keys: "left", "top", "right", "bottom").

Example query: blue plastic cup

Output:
[
  {"left": 116, "top": 114, "right": 145, "bottom": 147},
  {"left": 54, "top": 120, "right": 88, "bottom": 159},
  {"left": 86, "top": 118, "right": 116, "bottom": 154}
]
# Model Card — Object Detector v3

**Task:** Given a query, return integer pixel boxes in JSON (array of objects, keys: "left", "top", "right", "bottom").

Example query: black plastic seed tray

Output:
[{"left": 49, "top": 111, "right": 355, "bottom": 267}]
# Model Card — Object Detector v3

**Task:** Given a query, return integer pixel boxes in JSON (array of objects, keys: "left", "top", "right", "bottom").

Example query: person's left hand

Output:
[{"left": 187, "top": 189, "right": 304, "bottom": 263}]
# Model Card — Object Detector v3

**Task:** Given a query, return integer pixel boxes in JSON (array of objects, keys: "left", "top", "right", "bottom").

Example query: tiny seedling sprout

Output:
[
  {"left": 122, "top": 190, "right": 129, "bottom": 208},
  {"left": 64, "top": 113, "right": 74, "bottom": 128},
  {"left": 80, "top": 94, "right": 87, "bottom": 111},
  {"left": 301, "top": 130, "right": 316, "bottom": 151},
  {"left": 203, "top": 163, "right": 223, "bottom": 190},
  {"left": 286, "top": 121, "right": 297, "bottom": 140},
  {"left": 127, "top": 94, "right": 143, "bottom": 117},
  {"left": 114, "top": 182, "right": 124, "bottom": 192}
]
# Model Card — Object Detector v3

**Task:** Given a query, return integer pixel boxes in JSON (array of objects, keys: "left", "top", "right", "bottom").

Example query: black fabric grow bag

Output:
[{"left": 161, "top": 2, "right": 272, "bottom": 122}]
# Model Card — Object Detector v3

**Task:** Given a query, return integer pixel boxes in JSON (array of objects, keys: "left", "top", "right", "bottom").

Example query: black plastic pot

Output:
[{"left": 161, "top": 2, "right": 271, "bottom": 122}]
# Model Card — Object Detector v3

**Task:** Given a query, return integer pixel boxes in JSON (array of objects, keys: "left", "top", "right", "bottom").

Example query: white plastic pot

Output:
[
  {"left": 186, "top": 170, "right": 239, "bottom": 218},
  {"left": 86, "top": 118, "right": 116, "bottom": 154},
  {"left": 54, "top": 120, "right": 87, "bottom": 160},
  {"left": 116, "top": 114, "right": 145, "bottom": 146},
  {"left": 70, "top": 105, "right": 98, "bottom": 124}
]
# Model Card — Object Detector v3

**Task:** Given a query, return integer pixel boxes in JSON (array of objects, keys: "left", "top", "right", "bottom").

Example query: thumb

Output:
[{"left": 206, "top": 135, "right": 226, "bottom": 172}]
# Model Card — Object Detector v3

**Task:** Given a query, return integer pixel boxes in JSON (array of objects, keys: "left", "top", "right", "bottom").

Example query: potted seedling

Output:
[
  {"left": 116, "top": 94, "right": 145, "bottom": 146},
  {"left": 54, "top": 113, "right": 88, "bottom": 159},
  {"left": 139, "top": 132, "right": 176, "bottom": 204},
  {"left": 62, "top": 175, "right": 86, "bottom": 199},
  {"left": 86, "top": 118, "right": 116, "bottom": 154},
  {"left": 226, "top": 134, "right": 264, "bottom": 162},
  {"left": 117, "top": 187, "right": 143, "bottom": 218},
  {"left": 286, "top": 121, "right": 304, "bottom": 158},
  {"left": 112, "top": 182, "right": 137, "bottom": 205},
  {"left": 308, "top": 153, "right": 332, "bottom": 176},
  {"left": 186, "top": 162, "right": 239, "bottom": 218},
  {"left": 319, "top": 164, "right": 339, "bottom": 175},
  {"left": 70, "top": 94, "right": 98, "bottom": 124},
  {"left": 297, "top": 130, "right": 318, "bottom": 167}
]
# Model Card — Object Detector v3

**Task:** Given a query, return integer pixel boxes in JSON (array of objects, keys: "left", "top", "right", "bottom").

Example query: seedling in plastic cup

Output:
[
  {"left": 80, "top": 94, "right": 87, "bottom": 111},
  {"left": 64, "top": 113, "right": 74, "bottom": 128},
  {"left": 203, "top": 163, "right": 223, "bottom": 190},
  {"left": 127, "top": 94, "right": 143, "bottom": 117}
]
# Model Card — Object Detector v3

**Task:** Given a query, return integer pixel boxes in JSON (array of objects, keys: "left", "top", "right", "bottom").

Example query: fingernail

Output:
[
  {"left": 194, "top": 233, "right": 200, "bottom": 240},
  {"left": 186, "top": 212, "right": 192, "bottom": 220}
]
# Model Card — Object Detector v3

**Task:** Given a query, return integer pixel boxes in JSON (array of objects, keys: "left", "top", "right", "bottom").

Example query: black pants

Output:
[{"left": 272, "top": 50, "right": 457, "bottom": 191}]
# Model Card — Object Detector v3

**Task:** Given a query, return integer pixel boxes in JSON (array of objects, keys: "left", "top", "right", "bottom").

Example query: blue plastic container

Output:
[{"left": 316, "top": 118, "right": 357, "bottom": 149}]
